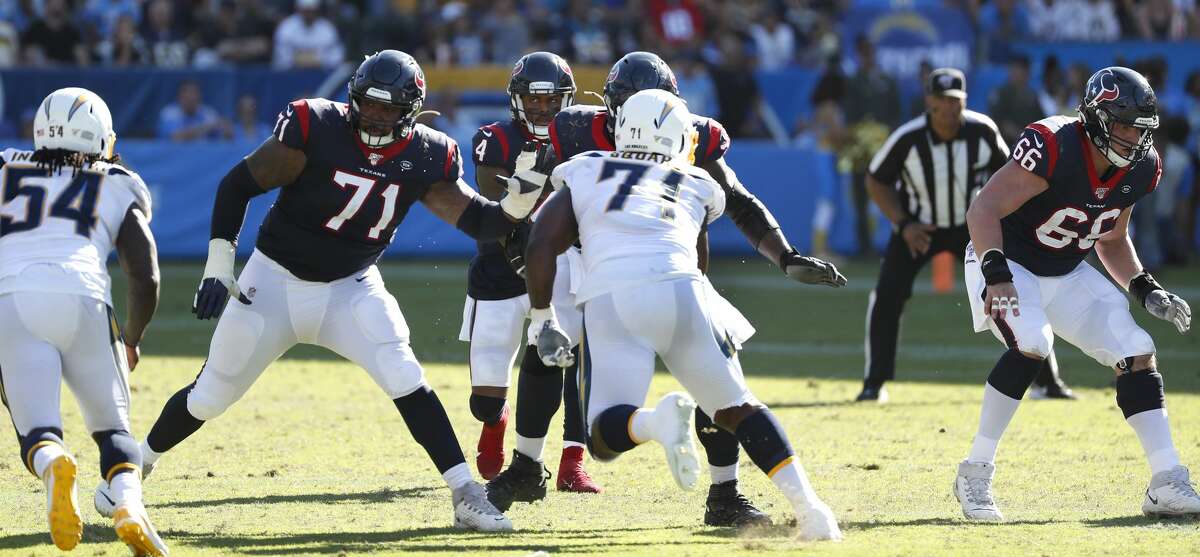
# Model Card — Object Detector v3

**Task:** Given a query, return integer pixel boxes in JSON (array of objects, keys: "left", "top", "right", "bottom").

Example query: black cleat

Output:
[
  {"left": 855, "top": 382, "right": 889, "bottom": 403},
  {"left": 484, "top": 450, "right": 549, "bottom": 512},
  {"left": 1029, "top": 381, "right": 1077, "bottom": 400},
  {"left": 704, "top": 480, "right": 772, "bottom": 528}
]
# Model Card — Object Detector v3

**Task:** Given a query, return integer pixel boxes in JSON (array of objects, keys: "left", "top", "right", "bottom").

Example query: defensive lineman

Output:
[
  {"left": 525, "top": 89, "right": 842, "bottom": 540},
  {"left": 0, "top": 88, "right": 167, "bottom": 555},
  {"left": 94, "top": 51, "right": 546, "bottom": 530},
  {"left": 954, "top": 67, "right": 1199, "bottom": 520}
]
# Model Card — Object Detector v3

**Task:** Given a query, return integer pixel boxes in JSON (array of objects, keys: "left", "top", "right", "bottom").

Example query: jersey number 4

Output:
[
  {"left": 601, "top": 160, "right": 683, "bottom": 221},
  {"left": 324, "top": 170, "right": 401, "bottom": 240},
  {"left": 1, "top": 168, "right": 101, "bottom": 238},
  {"left": 1036, "top": 207, "right": 1121, "bottom": 250}
]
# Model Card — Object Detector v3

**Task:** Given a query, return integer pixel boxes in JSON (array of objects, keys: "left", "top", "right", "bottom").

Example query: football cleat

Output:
[
  {"left": 704, "top": 480, "right": 771, "bottom": 528},
  {"left": 44, "top": 453, "right": 83, "bottom": 551},
  {"left": 556, "top": 446, "right": 601, "bottom": 493},
  {"left": 1028, "top": 382, "right": 1077, "bottom": 400},
  {"left": 485, "top": 450, "right": 550, "bottom": 512},
  {"left": 1142, "top": 465, "right": 1200, "bottom": 518},
  {"left": 854, "top": 383, "right": 888, "bottom": 404},
  {"left": 653, "top": 392, "right": 701, "bottom": 491},
  {"left": 954, "top": 460, "right": 1003, "bottom": 521},
  {"left": 94, "top": 479, "right": 117, "bottom": 519},
  {"left": 113, "top": 503, "right": 169, "bottom": 556},
  {"left": 453, "top": 481, "right": 514, "bottom": 532},
  {"left": 797, "top": 500, "right": 843, "bottom": 541},
  {"left": 476, "top": 406, "right": 508, "bottom": 480}
]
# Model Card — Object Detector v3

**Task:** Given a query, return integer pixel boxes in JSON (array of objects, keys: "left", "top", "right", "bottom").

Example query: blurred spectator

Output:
[
  {"left": 427, "top": 91, "right": 477, "bottom": 145},
  {"left": 977, "top": 0, "right": 1030, "bottom": 63},
  {"left": 646, "top": 0, "right": 704, "bottom": 50},
  {"left": 158, "top": 80, "right": 231, "bottom": 141},
  {"left": 193, "top": 0, "right": 273, "bottom": 66},
  {"left": 1129, "top": 0, "right": 1193, "bottom": 40},
  {"left": 708, "top": 34, "right": 763, "bottom": 138},
  {"left": 273, "top": 0, "right": 344, "bottom": 69},
  {"left": 988, "top": 55, "right": 1045, "bottom": 144},
  {"left": 564, "top": 0, "right": 612, "bottom": 64},
  {"left": 0, "top": 20, "right": 17, "bottom": 66},
  {"left": 359, "top": 0, "right": 423, "bottom": 61},
  {"left": 95, "top": 13, "right": 148, "bottom": 66},
  {"left": 20, "top": 0, "right": 88, "bottom": 65},
  {"left": 481, "top": 0, "right": 528, "bottom": 65},
  {"left": 0, "top": 0, "right": 39, "bottom": 33},
  {"left": 1028, "top": 0, "right": 1120, "bottom": 41},
  {"left": 749, "top": 7, "right": 794, "bottom": 71},
  {"left": 230, "top": 94, "right": 271, "bottom": 142},
  {"left": 447, "top": 9, "right": 484, "bottom": 66},
  {"left": 843, "top": 36, "right": 900, "bottom": 128},
  {"left": 675, "top": 56, "right": 715, "bottom": 118},
  {"left": 142, "top": 0, "right": 189, "bottom": 67},
  {"left": 908, "top": 60, "right": 933, "bottom": 119},
  {"left": 1183, "top": 70, "right": 1200, "bottom": 149},
  {"left": 81, "top": 0, "right": 140, "bottom": 45},
  {"left": 1040, "top": 60, "right": 1088, "bottom": 117},
  {"left": 1134, "top": 117, "right": 1194, "bottom": 268}
]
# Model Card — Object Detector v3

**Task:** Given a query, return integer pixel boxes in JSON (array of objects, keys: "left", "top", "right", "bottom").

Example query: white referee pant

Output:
[{"left": 186, "top": 250, "right": 426, "bottom": 420}]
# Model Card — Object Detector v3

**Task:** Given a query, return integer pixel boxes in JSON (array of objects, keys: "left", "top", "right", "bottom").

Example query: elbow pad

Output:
[
  {"left": 725, "top": 189, "right": 780, "bottom": 249},
  {"left": 456, "top": 195, "right": 517, "bottom": 241},
  {"left": 211, "top": 160, "right": 265, "bottom": 244}
]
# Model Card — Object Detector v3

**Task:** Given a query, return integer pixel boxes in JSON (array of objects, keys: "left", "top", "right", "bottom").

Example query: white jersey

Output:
[
  {"left": 551, "top": 151, "right": 725, "bottom": 303},
  {"left": 0, "top": 148, "right": 152, "bottom": 304}
]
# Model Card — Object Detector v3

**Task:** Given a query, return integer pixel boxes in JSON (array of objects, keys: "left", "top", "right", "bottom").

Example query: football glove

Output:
[
  {"left": 781, "top": 249, "right": 847, "bottom": 287},
  {"left": 192, "top": 239, "right": 250, "bottom": 320},
  {"left": 528, "top": 306, "right": 574, "bottom": 367},
  {"left": 499, "top": 141, "right": 555, "bottom": 220},
  {"left": 1145, "top": 290, "right": 1192, "bottom": 334},
  {"left": 500, "top": 221, "right": 531, "bottom": 278}
]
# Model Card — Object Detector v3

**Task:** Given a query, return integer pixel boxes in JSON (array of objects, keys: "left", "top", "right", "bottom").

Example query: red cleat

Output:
[
  {"left": 475, "top": 405, "right": 508, "bottom": 480},
  {"left": 557, "top": 446, "right": 601, "bottom": 493}
]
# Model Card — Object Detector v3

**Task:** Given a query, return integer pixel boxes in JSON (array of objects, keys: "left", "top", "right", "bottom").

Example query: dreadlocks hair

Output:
[{"left": 29, "top": 148, "right": 122, "bottom": 176}]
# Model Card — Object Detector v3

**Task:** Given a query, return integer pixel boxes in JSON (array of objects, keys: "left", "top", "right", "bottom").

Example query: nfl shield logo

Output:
[
  {"left": 1094, "top": 187, "right": 1109, "bottom": 199},
  {"left": 368, "top": 152, "right": 383, "bottom": 166}
]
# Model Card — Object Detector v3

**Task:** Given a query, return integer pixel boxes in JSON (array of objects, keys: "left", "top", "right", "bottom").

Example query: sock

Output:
[
  {"left": 562, "top": 440, "right": 585, "bottom": 450},
  {"left": 629, "top": 409, "right": 656, "bottom": 445},
  {"left": 140, "top": 439, "right": 162, "bottom": 467},
  {"left": 770, "top": 459, "right": 821, "bottom": 509},
  {"left": 394, "top": 386, "right": 468, "bottom": 474},
  {"left": 441, "top": 462, "right": 473, "bottom": 491},
  {"left": 93, "top": 429, "right": 141, "bottom": 481},
  {"left": 696, "top": 408, "right": 740, "bottom": 467},
  {"left": 966, "top": 350, "right": 1043, "bottom": 464},
  {"left": 1116, "top": 370, "right": 1178, "bottom": 474},
  {"left": 710, "top": 463, "right": 739, "bottom": 484},
  {"left": 469, "top": 393, "right": 507, "bottom": 426},
  {"left": 146, "top": 382, "right": 205, "bottom": 454},
  {"left": 515, "top": 434, "right": 546, "bottom": 462},
  {"left": 515, "top": 347, "right": 563, "bottom": 442},
  {"left": 32, "top": 443, "right": 67, "bottom": 479},
  {"left": 108, "top": 470, "right": 143, "bottom": 506}
]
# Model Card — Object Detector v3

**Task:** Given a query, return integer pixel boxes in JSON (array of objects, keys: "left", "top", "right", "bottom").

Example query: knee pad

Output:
[
  {"left": 186, "top": 374, "right": 239, "bottom": 421},
  {"left": 695, "top": 409, "right": 739, "bottom": 467},
  {"left": 986, "top": 348, "right": 1044, "bottom": 400},
  {"left": 469, "top": 393, "right": 506, "bottom": 425},
  {"left": 1115, "top": 368, "right": 1165, "bottom": 419},
  {"left": 92, "top": 429, "right": 141, "bottom": 481},
  {"left": 19, "top": 426, "right": 64, "bottom": 475},
  {"left": 373, "top": 342, "right": 426, "bottom": 398}
]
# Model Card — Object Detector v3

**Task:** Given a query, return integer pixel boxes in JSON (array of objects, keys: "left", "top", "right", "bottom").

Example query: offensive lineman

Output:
[
  {"left": 954, "top": 67, "right": 1199, "bottom": 520},
  {"left": 513, "top": 51, "right": 846, "bottom": 527},
  {"left": 525, "top": 89, "right": 842, "bottom": 541},
  {"left": 461, "top": 52, "right": 599, "bottom": 496},
  {"left": 94, "top": 51, "right": 546, "bottom": 531},
  {"left": 0, "top": 88, "right": 167, "bottom": 555}
]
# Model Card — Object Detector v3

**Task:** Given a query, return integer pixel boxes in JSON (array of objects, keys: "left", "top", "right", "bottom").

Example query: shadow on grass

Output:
[
  {"left": 0, "top": 522, "right": 117, "bottom": 550},
  {"left": 152, "top": 486, "right": 439, "bottom": 509},
  {"left": 761, "top": 398, "right": 979, "bottom": 410},
  {"left": 1084, "top": 515, "right": 1200, "bottom": 528}
]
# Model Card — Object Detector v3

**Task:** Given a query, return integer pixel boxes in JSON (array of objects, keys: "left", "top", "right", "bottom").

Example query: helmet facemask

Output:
[
  {"left": 512, "top": 89, "right": 572, "bottom": 139},
  {"left": 349, "top": 87, "right": 421, "bottom": 148},
  {"left": 1083, "top": 105, "right": 1157, "bottom": 168}
]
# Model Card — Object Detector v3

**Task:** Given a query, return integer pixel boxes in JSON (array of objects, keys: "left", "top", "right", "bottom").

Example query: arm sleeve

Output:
[
  {"left": 272, "top": 100, "right": 310, "bottom": 151},
  {"left": 867, "top": 128, "right": 909, "bottom": 186}
]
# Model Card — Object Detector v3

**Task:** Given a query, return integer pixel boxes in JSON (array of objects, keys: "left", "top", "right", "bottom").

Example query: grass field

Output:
[{"left": 0, "top": 257, "right": 1197, "bottom": 556}]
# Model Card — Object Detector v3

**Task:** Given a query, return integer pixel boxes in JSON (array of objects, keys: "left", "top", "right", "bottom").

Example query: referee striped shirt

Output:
[{"left": 867, "top": 110, "right": 1009, "bottom": 229}]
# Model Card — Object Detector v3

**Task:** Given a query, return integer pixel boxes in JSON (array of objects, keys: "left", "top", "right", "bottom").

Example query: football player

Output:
[
  {"left": 954, "top": 67, "right": 1198, "bottom": 520},
  {"left": 524, "top": 89, "right": 842, "bottom": 541},
  {"left": 460, "top": 51, "right": 600, "bottom": 501},
  {"left": 0, "top": 88, "right": 167, "bottom": 555},
  {"left": 531, "top": 51, "right": 846, "bottom": 528},
  {"left": 94, "top": 51, "right": 547, "bottom": 531}
]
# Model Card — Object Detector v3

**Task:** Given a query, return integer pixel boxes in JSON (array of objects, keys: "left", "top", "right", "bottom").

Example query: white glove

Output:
[
  {"left": 1145, "top": 290, "right": 1192, "bottom": 334},
  {"left": 528, "top": 306, "right": 575, "bottom": 367},
  {"left": 193, "top": 239, "right": 247, "bottom": 319},
  {"left": 499, "top": 143, "right": 550, "bottom": 220}
]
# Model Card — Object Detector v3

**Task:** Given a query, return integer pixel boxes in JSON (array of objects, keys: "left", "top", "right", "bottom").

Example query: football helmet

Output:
[
  {"left": 33, "top": 87, "right": 116, "bottom": 158},
  {"left": 348, "top": 50, "right": 426, "bottom": 147},
  {"left": 1078, "top": 66, "right": 1159, "bottom": 168},
  {"left": 508, "top": 51, "right": 575, "bottom": 139},
  {"left": 603, "top": 52, "right": 679, "bottom": 121},
  {"left": 614, "top": 89, "right": 695, "bottom": 165}
]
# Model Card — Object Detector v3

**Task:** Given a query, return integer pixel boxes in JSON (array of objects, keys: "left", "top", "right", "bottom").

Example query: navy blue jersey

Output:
[
  {"left": 549, "top": 104, "right": 730, "bottom": 164},
  {"left": 1001, "top": 116, "right": 1161, "bottom": 276},
  {"left": 467, "top": 119, "right": 534, "bottom": 300},
  {"left": 256, "top": 98, "right": 463, "bottom": 282}
]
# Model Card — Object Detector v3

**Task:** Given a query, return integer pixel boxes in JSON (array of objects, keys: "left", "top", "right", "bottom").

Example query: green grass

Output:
[{"left": 1, "top": 257, "right": 1198, "bottom": 555}]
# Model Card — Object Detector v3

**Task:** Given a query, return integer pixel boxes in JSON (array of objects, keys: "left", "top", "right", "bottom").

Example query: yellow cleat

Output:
[
  {"left": 44, "top": 454, "right": 83, "bottom": 551},
  {"left": 113, "top": 504, "right": 169, "bottom": 556}
]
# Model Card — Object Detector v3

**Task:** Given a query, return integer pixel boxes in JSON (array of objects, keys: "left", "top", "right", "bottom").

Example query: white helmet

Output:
[
  {"left": 613, "top": 89, "right": 696, "bottom": 165},
  {"left": 33, "top": 87, "right": 116, "bottom": 158}
]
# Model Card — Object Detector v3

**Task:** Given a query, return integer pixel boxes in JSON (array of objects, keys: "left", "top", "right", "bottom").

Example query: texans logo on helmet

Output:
[
  {"left": 606, "top": 65, "right": 619, "bottom": 83},
  {"left": 559, "top": 59, "right": 572, "bottom": 75},
  {"left": 1088, "top": 69, "right": 1120, "bottom": 107},
  {"left": 414, "top": 69, "right": 426, "bottom": 92},
  {"left": 511, "top": 60, "right": 524, "bottom": 77}
]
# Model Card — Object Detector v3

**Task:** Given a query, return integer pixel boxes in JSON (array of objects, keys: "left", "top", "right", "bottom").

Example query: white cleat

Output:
[
  {"left": 44, "top": 453, "right": 83, "bottom": 551},
  {"left": 653, "top": 391, "right": 701, "bottom": 491},
  {"left": 453, "top": 481, "right": 513, "bottom": 532},
  {"left": 94, "top": 479, "right": 117, "bottom": 519},
  {"left": 1143, "top": 465, "right": 1200, "bottom": 518},
  {"left": 954, "top": 460, "right": 1003, "bottom": 522},
  {"left": 797, "top": 500, "right": 843, "bottom": 541},
  {"left": 113, "top": 502, "right": 169, "bottom": 556}
]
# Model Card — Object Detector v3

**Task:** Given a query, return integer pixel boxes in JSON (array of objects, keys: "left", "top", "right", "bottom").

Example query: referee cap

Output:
[{"left": 927, "top": 68, "right": 967, "bottom": 99}]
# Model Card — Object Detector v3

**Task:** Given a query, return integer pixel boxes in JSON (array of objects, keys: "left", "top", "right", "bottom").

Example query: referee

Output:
[{"left": 856, "top": 68, "right": 1072, "bottom": 403}]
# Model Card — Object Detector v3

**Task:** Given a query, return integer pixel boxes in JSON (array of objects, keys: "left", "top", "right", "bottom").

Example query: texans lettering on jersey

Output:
[
  {"left": 257, "top": 98, "right": 463, "bottom": 282},
  {"left": 468, "top": 119, "right": 533, "bottom": 300},
  {"left": 1001, "top": 116, "right": 1161, "bottom": 276},
  {"left": 548, "top": 104, "right": 730, "bottom": 165}
]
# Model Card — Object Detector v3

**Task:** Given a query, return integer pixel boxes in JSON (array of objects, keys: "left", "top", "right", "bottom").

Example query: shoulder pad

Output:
[{"left": 692, "top": 116, "right": 730, "bottom": 164}]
